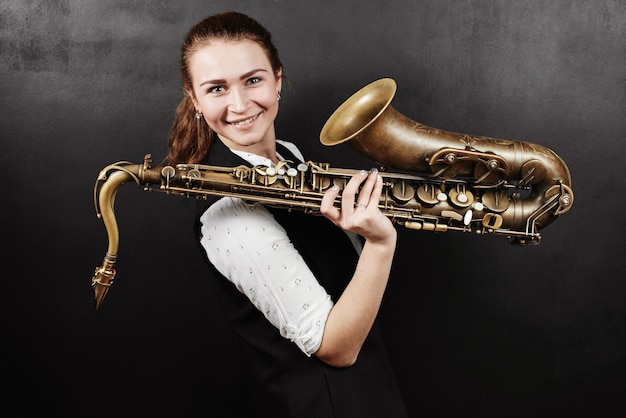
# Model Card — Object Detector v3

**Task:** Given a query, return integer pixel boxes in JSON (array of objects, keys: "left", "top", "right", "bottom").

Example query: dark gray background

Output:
[{"left": 1, "top": 0, "right": 625, "bottom": 417}]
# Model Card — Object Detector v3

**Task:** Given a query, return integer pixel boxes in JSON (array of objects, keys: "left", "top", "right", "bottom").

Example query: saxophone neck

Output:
[{"left": 92, "top": 157, "right": 150, "bottom": 309}]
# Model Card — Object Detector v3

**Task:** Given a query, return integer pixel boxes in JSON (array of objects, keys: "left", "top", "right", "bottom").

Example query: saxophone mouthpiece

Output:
[
  {"left": 92, "top": 255, "right": 117, "bottom": 310},
  {"left": 93, "top": 281, "right": 110, "bottom": 310}
]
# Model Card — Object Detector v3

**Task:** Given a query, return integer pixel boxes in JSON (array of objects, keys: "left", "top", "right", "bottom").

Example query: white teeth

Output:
[{"left": 232, "top": 115, "right": 257, "bottom": 126}]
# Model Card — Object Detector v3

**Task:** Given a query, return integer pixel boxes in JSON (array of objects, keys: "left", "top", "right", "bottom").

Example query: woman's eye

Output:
[
  {"left": 247, "top": 77, "right": 261, "bottom": 85},
  {"left": 208, "top": 85, "right": 225, "bottom": 94}
]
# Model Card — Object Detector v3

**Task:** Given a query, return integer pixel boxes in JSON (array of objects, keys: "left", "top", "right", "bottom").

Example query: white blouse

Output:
[{"left": 199, "top": 140, "right": 357, "bottom": 356}]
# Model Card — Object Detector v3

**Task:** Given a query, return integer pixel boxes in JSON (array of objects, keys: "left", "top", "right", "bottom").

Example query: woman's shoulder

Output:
[{"left": 202, "top": 198, "right": 275, "bottom": 225}]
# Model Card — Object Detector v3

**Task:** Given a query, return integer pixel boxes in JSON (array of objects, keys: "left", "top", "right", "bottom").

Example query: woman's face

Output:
[{"left": 187, "top": 39, "right": 282, "bottom": 156}]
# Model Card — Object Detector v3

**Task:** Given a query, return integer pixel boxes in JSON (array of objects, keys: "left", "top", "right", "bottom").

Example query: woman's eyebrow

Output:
[
  {"left": 240, "top": 68, "right": 268, "bottom": 80},
  {"left": 199, "top": 78, "right": 226, "bottom": 87},
  {"left": 198, "top": 68, "right": 269, "bottom": 88}
]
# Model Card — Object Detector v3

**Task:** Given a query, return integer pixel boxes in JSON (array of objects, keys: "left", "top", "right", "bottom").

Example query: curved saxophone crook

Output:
[{"left": 91, "top": 158, "right": 147, "bottom": 310}]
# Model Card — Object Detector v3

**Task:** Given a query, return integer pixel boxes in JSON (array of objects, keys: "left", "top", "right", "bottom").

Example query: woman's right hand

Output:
[{"left": 320, "top": 168, "right": 396, "bottom": 245}]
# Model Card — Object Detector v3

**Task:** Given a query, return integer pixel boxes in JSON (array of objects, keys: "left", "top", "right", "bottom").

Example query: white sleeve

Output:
[{"left": 199, "top": 197, "right": 334, "bottom": 356}]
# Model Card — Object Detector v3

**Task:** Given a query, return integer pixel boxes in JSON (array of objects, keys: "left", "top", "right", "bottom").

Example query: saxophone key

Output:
[
  {"left": 463, "top": 209, "right": 473, "bottom": 226},
  {"left": 390, "top": 181, "right": 416, "bottom": 205},
  {"left": 481, "top": 190, "right": 510, "bottom": 213},
  {"left": 448, "top": 185, "right": 474, "bottom": 208},
  {"left": 405, "top": 220, "right": 448, "bottom": 232},
  {"left": 481, "top": 213, "right": 504, "bottom": 230},
  {"left": 254, "top": 166, "right": 278, "bottom": 186},
  {"left": 440, "top": 210, "right": 463, "bottom": 222},
  {"left": 416, "top": 184, "right": 443, "bottom": 206}
]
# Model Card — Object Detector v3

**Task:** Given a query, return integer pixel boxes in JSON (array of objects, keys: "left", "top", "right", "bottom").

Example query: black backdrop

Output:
[{"left": 2, "top": 1, "right": 625, "bottom": 417}]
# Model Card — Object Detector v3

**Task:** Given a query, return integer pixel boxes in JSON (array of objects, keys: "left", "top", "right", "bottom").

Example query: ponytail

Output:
[{"left": 165, "top": 94, "right": 212, "bottom": 165}]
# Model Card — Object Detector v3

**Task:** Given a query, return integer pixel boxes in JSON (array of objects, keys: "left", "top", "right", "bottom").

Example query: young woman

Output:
[{"left": 166, "top": 11, "right": 408, "bottom": 417}]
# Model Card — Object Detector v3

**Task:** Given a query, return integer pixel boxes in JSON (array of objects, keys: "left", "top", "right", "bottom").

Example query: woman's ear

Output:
[
  {"left": 185, "top": 85, "right": 199, "bottom": 109},
  {"left": 276, "top": 67, "right": 283, "bottom": 95}
]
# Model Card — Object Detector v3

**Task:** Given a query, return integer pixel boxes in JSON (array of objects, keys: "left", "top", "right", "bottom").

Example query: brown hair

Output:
[{"left": 165, "top": 11, "right": 283, "bottom": 165}]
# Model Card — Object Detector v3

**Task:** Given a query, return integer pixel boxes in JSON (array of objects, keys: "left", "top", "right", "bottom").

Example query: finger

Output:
[
  {"left": 366, "top": 169, "right": 383, "bottom": 207},
  {"left": 355, "top": 168, "right": 379, "bottom": 208},
  {"left": 320, "top": 184, "right": 341, "bottom": 220},
  {"left": 341, "top": 170, "right": 369, "bottom": 213}
]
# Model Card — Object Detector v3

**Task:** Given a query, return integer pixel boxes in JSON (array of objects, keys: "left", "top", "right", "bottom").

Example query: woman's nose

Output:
[{"left": 228, "top": 87, "right": 248, "bottom": 112}]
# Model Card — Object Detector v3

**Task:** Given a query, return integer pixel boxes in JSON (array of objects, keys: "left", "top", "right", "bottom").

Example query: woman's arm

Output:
[
  {"left": 316, "top": 168, "right": 398, "bottom": 367},
  {"left": 199, "top": 197, "right": 336, "bottom": 355}
]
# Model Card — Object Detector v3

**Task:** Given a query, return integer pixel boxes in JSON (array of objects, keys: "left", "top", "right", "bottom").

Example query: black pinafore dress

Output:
[{"left": 196, "top": 139, "right": 408, "bottom": 418}]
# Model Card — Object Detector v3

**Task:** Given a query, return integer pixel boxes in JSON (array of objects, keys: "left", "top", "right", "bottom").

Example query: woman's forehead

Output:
[{"left": 190, "top": 39, "right": 271, "bottom": 77}]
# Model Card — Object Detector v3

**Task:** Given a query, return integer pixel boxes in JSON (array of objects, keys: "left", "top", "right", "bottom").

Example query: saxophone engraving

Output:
[{"left": 91, "top": 78, "right": 573, "bottom": 309}]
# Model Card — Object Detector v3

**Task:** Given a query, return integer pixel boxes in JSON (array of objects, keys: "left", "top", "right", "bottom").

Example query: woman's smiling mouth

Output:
[{"left": 229, "top": 113, "right": 260, "bottom": 127}]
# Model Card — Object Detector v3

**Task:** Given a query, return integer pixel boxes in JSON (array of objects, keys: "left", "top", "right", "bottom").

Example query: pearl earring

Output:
[
  {"left": 277, "top": 91, "right": 282, "bottom": 101},
  {"left": 195, "top": 111, "right": 202, "bottom": 119}
]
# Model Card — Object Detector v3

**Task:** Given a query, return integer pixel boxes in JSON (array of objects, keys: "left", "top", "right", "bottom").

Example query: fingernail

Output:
[
  {"left": 377, "top": 175, "right": 382, "bottom": 182},
  {"left": 331, "top": 185, "right": 339, "bottom": 190},
  {"left": 360, "top": 170, "right": 367, "bottom": 176},
  {"left": 369, "top": 167, "right": 378, "bottom": 175}
]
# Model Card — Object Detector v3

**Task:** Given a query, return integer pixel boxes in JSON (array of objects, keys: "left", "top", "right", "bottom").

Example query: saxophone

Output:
[{"left": 91, "top": 78, "right": 573, "bottom": 309}]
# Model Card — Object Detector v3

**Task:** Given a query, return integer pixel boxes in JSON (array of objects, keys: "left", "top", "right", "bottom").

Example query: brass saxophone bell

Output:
[{"left": 320, "top": 78, "right": 573, "bottom": 235}]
